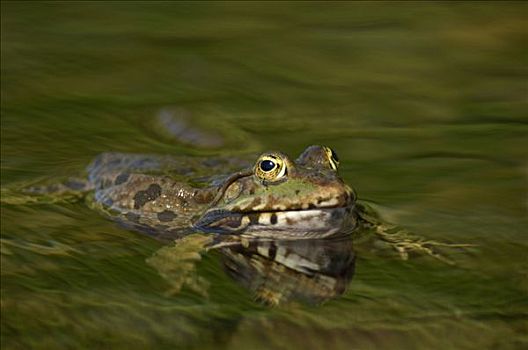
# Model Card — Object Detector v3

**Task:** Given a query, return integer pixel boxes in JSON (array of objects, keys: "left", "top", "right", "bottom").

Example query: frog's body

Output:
[
  {"left": 84, "top": 145, "right": 356, "bottom": 240},
  {"left": 86, "top": 152, "right": 222, "bottom": 238}
]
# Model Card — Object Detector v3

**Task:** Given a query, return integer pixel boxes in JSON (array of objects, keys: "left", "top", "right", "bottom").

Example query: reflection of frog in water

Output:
[
  {"left": 220, "top": 237, "right": 356, "bottom": 306},
  {"left": 15, "top": 115, "right": 470, "bottom": 304},
  {"left": 145, "top": 233, "right": 357, "bottom": 306}
]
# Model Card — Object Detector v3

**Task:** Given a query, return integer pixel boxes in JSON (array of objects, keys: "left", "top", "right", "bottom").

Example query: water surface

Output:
[{"left": 1, "top": 2, "right": 527, "bottom": 349}]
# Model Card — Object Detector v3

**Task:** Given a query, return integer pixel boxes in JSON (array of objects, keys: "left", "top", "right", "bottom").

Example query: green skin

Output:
[{"left": 86, "top": 145, "right": 357, "bottom": 240}]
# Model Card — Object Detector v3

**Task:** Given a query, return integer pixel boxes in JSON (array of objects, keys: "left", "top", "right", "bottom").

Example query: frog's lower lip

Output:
[{"left": 193, "top": 206, "right": 355, "bottom": 238}]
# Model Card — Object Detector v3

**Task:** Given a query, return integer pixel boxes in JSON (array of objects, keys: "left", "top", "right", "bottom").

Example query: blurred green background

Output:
[{"left": 1, "top": 2, "right": 527, "bottom": 349}]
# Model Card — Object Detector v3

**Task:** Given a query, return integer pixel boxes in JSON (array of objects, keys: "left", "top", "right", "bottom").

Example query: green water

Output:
[{"left": 1, "top": 2, "right": 527, "bottom": 349}]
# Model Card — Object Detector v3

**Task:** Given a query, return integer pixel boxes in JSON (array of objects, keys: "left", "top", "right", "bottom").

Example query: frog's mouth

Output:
[{"left": 192, "top": 205, "right": 356, "bottom": 239}]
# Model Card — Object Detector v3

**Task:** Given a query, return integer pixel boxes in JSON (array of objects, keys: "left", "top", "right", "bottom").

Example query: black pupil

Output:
[
  {"left": 331, "top": 149, "right": 339, "bottom": 162},
  {"left": 260, "top": 160, "right": 276, "bottom": 172}
]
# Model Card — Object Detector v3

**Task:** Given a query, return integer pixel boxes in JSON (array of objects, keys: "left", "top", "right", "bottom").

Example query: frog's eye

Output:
[
  {"left": 255, "top": 155, "right": 287, "bottom": 182},
  {"left": 323, "top": 146, "right": 339, "bottom": 171}
]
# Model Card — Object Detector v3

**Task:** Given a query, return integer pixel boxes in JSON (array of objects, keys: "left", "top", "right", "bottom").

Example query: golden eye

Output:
[
  {"left": 323, "top": 146, "right": 339, "bottom": 171},
  {"left": 255, "top": 155, "right": 287, "bottom": 182}
]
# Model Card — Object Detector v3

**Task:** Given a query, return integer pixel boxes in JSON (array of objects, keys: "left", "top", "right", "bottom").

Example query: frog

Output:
[
  {"left": 9, "top": 140, "right": 472, "bottom": 305},
  {"left": 83, "top": 145, "right": 356, "bottom": 241},
  {"left": 78, "top": 145, "right": 361, "bottom": 304}
]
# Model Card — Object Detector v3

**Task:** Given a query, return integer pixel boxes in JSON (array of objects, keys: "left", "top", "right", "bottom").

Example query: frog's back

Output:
[{"left": 86, "top": 152, "right": 223, "bottom": 239}]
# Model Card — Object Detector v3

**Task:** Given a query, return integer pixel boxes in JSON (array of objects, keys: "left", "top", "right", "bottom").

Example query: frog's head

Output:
[{"left": 193, "top": 145, "right": 357, "bottom": 238}]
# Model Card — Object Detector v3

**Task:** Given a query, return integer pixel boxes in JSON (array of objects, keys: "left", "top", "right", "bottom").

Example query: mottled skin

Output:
[{"left": 86, "top": 145, "right": 357, "bottom": 240}]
